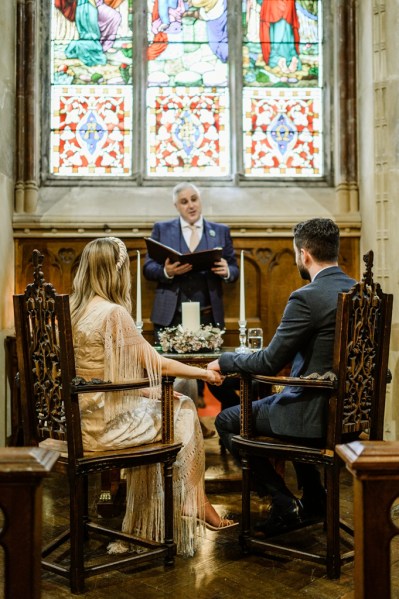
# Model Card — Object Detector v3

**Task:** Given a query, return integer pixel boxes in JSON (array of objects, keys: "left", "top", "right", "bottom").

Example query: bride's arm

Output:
[
  {"left": 159, "top": 355, "right": 224, "bottom": 386},
  {"left": 110, "top": 306, "right": 224, "bottom": 387}
]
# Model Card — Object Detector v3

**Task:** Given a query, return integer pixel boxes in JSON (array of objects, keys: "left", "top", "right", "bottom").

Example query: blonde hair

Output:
[{"left": 70, "top": 237, "right": 131, "bottom": 327}]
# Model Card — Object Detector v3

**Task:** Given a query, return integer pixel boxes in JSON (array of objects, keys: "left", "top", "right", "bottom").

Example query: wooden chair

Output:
[
  {"left": 233, "top": 250, "right": 393, "bottom": 578},
  {"left": 13, "top": 250, "right": 182, "bottom": 594}
]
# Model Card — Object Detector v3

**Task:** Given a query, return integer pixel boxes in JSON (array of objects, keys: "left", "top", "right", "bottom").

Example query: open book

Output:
[{"left": 145, "top": 237, "right": 223, "bottom": 272}]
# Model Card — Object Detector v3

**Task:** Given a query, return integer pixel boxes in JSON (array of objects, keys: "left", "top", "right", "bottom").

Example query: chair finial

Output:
[
  {"left": 362, "top": 250, "right": 374, "bottom": 286},
  {"left": 31, "top": 250, "right": 46, "bottom": 289}
]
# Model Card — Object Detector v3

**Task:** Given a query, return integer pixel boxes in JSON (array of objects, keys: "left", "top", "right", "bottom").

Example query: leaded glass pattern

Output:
[
  {"left": 147, "top": 87, "right": 229, "bottom": 176},
  {"left": 242, "top": 88, "right": 322, "bottom": 176},
  {"left": 50, "top": 0, "right": 133, "bottom": 176},
  {"left": 50, "top": 85, "right": 132, "bottom": 175},
  {"left": 145, "top": 0, "right": 230, "bottom": 176},
  {"left": 47, "top": 1, "right": 326, "bottom": 180},
  {"left": 242, "top": 0, "right": 323, "bottom": 177}
]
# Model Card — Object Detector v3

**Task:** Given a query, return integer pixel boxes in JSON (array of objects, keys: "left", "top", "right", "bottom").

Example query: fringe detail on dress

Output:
[
  {"left": 121, "top": 398, "right": 206, "bottom": 557},
  {"left": 103, "top": 306, "right": 162, "bottom": 423},
  {"left": 121, "top": 462, "right": 206, "bottom": 557},
  {"left": 74, "top": 300, "right": 206, "bottom": 556}
]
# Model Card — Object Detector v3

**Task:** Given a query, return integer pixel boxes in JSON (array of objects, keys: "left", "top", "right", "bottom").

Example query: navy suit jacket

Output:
[
  {"left": 219, "top": 266, "right": 356, "bottom": 438},
  {"left": 143, "top": 218, "right": 239, "bottom": 327}
]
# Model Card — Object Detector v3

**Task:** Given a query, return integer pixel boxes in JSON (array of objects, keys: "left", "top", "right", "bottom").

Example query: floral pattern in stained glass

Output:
[
  {"left": 147, "top": 87, "right": 229, "bottom": 176},
  {"left": 242, "top": 88, "right": 322, "bottom": 177},
  {"left": 51, "top": 85, "right": 132, "bottom": 176}
]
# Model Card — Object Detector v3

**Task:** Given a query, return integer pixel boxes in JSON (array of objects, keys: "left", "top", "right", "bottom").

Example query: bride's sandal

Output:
[
  {"left": 199, "top": 517, "right": 239, "bottom": 531},
  {"left": 201, "top": 499, "right": 238, "bottom": 531}
]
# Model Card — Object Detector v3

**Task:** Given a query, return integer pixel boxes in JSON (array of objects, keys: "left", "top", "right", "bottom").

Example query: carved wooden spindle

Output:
[
  {"left": 362, "top": 250, "right": 374, "bottom": 287},
  {"left": 31, "top": 249, "right": 45, "bottom": 290}
]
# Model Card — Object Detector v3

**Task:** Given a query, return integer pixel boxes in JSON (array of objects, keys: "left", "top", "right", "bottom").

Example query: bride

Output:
[{"left": 70, "top": 236, "right": 237, "bottom": 556}]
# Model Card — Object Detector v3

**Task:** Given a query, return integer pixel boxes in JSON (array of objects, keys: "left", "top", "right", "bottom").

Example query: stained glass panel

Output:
[
  {"left": 146, "top": 0, "right": 230, "bottom": 176},
  {"left": 51, "top": 1, "right": 133, "bottom": 85},
  {"left": 50, "top": 0, "right": 133, "bottom": 176},
  {"left": 50, "top": 85, "right": 132, "bottom": 176},
  {"left": 243, "top": 88, "right": 322, "bottom": 177},
  {"left": 242, "top": 0, "right": 323, "bottom": 177},
  {"left": 242, "top": 0, "right": 322, "bottom": 88},
  {"left": 147, "top": 87, "right": 229, "bottom": 176},
  {"left": 47, "top": 1, "right": 326, "bottom": 181}
]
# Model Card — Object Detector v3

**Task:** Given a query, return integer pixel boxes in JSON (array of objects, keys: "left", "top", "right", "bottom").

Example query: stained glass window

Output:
[
  {"left": 242, "top": 0, "right": 323, "bottom": 177},
  {"left": 50, "top": 0, "right": 133, "bottom": 176},
  {"left": 146, "top": 0, "right": 230, "bottom": 176},
  {"left": 48, "top": 1, "right": 324, "bottom": 180}
]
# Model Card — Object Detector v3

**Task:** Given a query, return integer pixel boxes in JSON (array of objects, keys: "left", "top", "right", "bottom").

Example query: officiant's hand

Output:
[
  {"left": 165, "top": 257, "right": 193, "bottom": 278},
  {"left": 211, "top": 258, "right": 229, "bottom": 279}
]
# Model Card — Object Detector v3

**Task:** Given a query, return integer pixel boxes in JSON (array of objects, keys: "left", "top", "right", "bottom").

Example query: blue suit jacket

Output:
[
  {"left": 143, "top": 218, "right": 239, "bottom": 327},
  {"left": 219, "top": 266, "right": 356, "bottom": 438}
]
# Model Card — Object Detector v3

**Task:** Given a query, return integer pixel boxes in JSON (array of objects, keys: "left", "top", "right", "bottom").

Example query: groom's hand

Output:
[{"left": 207, "top": 359, "right": 221, "bottom": 373}]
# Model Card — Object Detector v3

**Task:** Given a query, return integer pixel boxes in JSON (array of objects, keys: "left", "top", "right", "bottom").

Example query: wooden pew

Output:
[{"left": 0, "top": 447, "right": 58, "bottom": 599}]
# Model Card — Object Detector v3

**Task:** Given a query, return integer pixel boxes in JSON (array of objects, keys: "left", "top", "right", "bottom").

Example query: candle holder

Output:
[
  {"left": 136, "top": 321, "right": 144, "bottom": 335},
  {"left": 235, "top": 320, "right": 251, "bottom": 354}
]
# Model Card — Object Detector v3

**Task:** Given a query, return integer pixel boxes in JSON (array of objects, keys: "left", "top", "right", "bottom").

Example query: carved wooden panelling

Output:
[{"left": 15, "top": 237, "right": 359, "bottom": 348}]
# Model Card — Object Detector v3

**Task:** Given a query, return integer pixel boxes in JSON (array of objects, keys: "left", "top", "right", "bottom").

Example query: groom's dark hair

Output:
[{"left": 293, "top": 218, "right": 340, "bottom": 263}]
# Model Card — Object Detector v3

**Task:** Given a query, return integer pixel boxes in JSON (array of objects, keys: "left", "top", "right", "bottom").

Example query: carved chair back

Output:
[
  {"left": 13, "top": 250, "right": 180, "bottom": 594},
  {"left": 328, "top": 249, "right": 392, "bottom": 448},
  {"left": 235, "top": 250, "right": 393, "bottom": 579},
  {"left": 14, "top": 250, "right": 176, "bottom": 464},
  {"left": 13, "top": 249, "right": 72, "bottom": 447}
]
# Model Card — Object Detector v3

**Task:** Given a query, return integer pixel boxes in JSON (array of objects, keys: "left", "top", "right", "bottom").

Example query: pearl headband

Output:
[{"left": 108, "top": 237, "right": 128, "bottom": 271}]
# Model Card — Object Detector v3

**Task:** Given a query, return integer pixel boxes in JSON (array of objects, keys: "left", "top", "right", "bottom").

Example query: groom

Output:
[{"left": 208, "top": 218, "right": 356, "bottom": 535}]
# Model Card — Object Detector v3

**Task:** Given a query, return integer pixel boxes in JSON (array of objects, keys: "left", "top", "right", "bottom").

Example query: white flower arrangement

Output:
[{"left": 158, "top": 324, "right": 225, "bottom": 354}]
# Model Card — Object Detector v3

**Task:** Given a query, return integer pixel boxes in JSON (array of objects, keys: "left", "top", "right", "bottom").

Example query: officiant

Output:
[
  {"left": 143, "top": 182, "right": 239, "bottom": 335},
  {"left": 143, "top": 182, "right": 240, "bottom": 430}
]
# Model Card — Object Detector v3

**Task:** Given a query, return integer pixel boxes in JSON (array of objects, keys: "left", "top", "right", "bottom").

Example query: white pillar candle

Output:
[
  {"left": 239, "top": 250, "right": 245, "bottom": 322},
  {"left": 136, "top": 250, "right": 142, "bottom": 323},
  {"left": 182, "top": 302, "right": 200, "bottom": 332}
]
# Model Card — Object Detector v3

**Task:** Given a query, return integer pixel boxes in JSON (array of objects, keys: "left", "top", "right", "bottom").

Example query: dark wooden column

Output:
[
  {"left": 337, "top": 0, "right": 359, "bottom": 212},
  {"left": 0, "top": 447, "right": 59, "bottom": 599},
  {"left": 15, "top": 0, "right": 25, "bottom": 213},
  {"left": 337, "top": 440, "right": 399, "bottom": 599},
  {"left": 15, "top": 0, "right": 39, "bottom": 214},
  {"left": 4, "top": 336, "right": 23, "bottom": 446}
]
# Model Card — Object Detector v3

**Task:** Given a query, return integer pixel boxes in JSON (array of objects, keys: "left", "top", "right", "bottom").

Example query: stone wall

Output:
[
  {"left": 0, "top": 0, "right": 16, "bottom": 446},
  {"left": 358, "top": 0, "right": 399, "bottom": 439}
]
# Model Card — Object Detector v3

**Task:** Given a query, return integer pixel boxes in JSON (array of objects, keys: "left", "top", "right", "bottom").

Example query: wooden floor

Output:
[
  {"left": 4, "top": 412, "right": 399, "bottom": 598},
  {"left": 32, "top": 420, "right": 358, "bottom": 599}
]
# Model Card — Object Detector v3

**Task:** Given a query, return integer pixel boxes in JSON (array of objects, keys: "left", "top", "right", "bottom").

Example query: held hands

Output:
[
  {"left": 211, "top": 258, "right": 229, "bottom": 278},
  {"left": 206, "top": 360, "right": 224, "bottom": 385},
  {"left": 204, "top": 367, "right": 224, "bottom": 386},
  {"left": 165, "top": 257, "right": 193, "bottom": 277}
]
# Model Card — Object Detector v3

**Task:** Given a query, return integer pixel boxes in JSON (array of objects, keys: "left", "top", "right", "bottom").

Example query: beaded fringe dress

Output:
[{"left": 73, "top": 298, "right": 206, "bottom": 556}]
